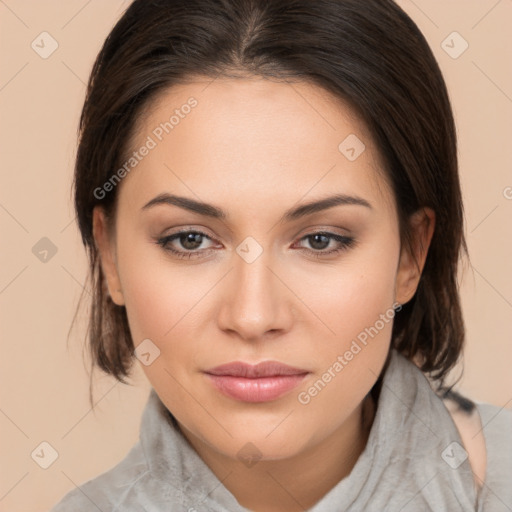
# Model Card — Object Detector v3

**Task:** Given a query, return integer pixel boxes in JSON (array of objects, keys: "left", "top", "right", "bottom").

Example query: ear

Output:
[
  {"left": 92, "top": 206, "right": 125, "bottom": 306},
  {"left": 395, "top": 207, "right": 435, "bottom": 306}
]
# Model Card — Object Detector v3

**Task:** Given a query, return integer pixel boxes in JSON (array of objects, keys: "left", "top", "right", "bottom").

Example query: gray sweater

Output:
[{"left": 50, "top": 349, "right": 512, "bottom": 511}]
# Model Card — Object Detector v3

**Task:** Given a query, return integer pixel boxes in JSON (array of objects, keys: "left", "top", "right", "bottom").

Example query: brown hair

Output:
[{"left": 69, "top": 0, "right": 470, "bottom": 408}]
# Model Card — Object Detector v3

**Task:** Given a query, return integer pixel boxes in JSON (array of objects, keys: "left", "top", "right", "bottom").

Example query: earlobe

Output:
[
  {"left": 395, "top": 207, "right": 436, "bottom": 306},
  {"left": 92, "top": 206, "right": 125, "bottom": 306}
]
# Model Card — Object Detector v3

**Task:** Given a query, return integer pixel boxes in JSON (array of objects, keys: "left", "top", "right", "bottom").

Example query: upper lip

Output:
[{"left": 204, "top": 361, "right": 309, "bottom": 378}]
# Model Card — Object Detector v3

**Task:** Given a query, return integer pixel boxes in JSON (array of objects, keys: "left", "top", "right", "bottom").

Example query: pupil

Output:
[
  {"left": 182, "top": 233, "right": 202, "bottom": 250},
  {"left": 310, "top": 234, "right": 329, "bottom": 250}
]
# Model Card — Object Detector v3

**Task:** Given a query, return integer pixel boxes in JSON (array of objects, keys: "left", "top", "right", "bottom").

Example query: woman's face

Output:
[{"left": 94, "top": 77, "right": 432, "bottom": 463}]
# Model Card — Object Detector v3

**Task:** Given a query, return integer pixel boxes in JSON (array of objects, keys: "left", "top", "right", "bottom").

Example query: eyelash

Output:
[{"left": 155, "top": 229, "right": 355, "bottom": 260}]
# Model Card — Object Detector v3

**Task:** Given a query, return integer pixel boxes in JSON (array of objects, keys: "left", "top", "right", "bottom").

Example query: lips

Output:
[
  {"left": 204, "top": 360, "right": 309, "bottom": 378},
  {"left": 204, "top": 361, "right": 310, "bottom": 402}
]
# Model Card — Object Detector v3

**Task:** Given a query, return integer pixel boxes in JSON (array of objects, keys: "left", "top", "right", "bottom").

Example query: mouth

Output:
[{"left": 203, "top": 361, "right": 310, "bottom": 403}]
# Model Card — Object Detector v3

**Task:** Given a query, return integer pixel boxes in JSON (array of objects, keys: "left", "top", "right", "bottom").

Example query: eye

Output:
[
  {"left": 156, "top": 230, "right": 216, "bottom": 259},
  {"left": 156, "top": 229, "right": 356, "bottom": 260},
  {"left": 294, "top": 231, "right": 355, "bottom": 258}
]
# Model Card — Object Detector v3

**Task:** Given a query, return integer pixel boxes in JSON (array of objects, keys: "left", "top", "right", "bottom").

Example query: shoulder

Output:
[
  {"left": 441, "top": 391, "right": 512, "bottom": 495},
  {"left": 49, "top": 443, "right": 150, "bottom": 512},
  {"left": 441, "top": 394, "right": 487, "bottom": 489}
]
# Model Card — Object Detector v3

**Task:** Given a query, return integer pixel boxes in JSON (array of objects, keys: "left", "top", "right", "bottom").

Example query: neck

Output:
[{"left": 178, "top": 393, "right": 377, "bottom": 512}]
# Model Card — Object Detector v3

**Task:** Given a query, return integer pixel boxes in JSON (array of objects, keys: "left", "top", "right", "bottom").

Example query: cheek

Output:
[
  {"left": 293, "top": 235, "right": 399, "bottom": 422},
  {"left": 303, "top": 245, "right": 399, "bottom": 349},
  {"left": 293, "top": 258, "right": 398, "bottom": 442},
  {"left": 117, "top": 251, "right": 209, "bottom": 412},
  {"left": 114, "top": 232, "right": 198, "bottom": 351}
]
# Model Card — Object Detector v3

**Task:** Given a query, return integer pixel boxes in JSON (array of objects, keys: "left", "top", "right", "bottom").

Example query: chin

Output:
[{"left": 212, "top": 422, "right": 312, "bottom": 460}]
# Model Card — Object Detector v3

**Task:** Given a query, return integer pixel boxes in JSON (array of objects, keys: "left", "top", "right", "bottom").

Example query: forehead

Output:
[{"left": 118, "top": 77, "right": 394, "bottom": 218}]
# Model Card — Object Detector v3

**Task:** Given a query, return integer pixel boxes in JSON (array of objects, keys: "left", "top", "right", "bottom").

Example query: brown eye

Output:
[
  {"left": 156, "top": 230, "right": 216, "bottom": 259},
  {"left": 295, "top": 232, "right": 355, "bottom": 258}
]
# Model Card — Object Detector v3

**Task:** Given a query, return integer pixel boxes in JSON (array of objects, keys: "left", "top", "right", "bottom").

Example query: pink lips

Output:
[{"left": 204, "top": 361, "right": 310, "bottom": 402}]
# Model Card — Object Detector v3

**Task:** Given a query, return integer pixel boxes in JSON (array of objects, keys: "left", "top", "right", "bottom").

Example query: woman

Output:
[{"left": 51, "top": 0, "right": 511, "bottom": 510}]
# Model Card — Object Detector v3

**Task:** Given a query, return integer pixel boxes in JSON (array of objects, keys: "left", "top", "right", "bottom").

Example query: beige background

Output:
[{"left": 0, "top": 1, "right": 511, "bottom": 510}]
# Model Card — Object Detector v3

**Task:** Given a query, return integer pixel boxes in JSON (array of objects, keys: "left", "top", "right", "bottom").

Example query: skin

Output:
[{"left": 93, "top": 77, "right": 435, "bottom": 511}]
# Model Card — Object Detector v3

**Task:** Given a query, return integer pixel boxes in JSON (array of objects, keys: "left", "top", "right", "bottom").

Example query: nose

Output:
[{"left": 217, "top": 244, "right": 294, "bottom": 342}]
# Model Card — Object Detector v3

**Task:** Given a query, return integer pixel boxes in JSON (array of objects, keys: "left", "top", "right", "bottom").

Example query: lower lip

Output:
[{"left": 204, "top": 373, "right": 309, "bottom": 402}]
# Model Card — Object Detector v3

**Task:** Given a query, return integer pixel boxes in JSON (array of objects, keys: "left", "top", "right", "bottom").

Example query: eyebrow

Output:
[{"left": 141, "top": 192, "right": 372, "bottom": 222}]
